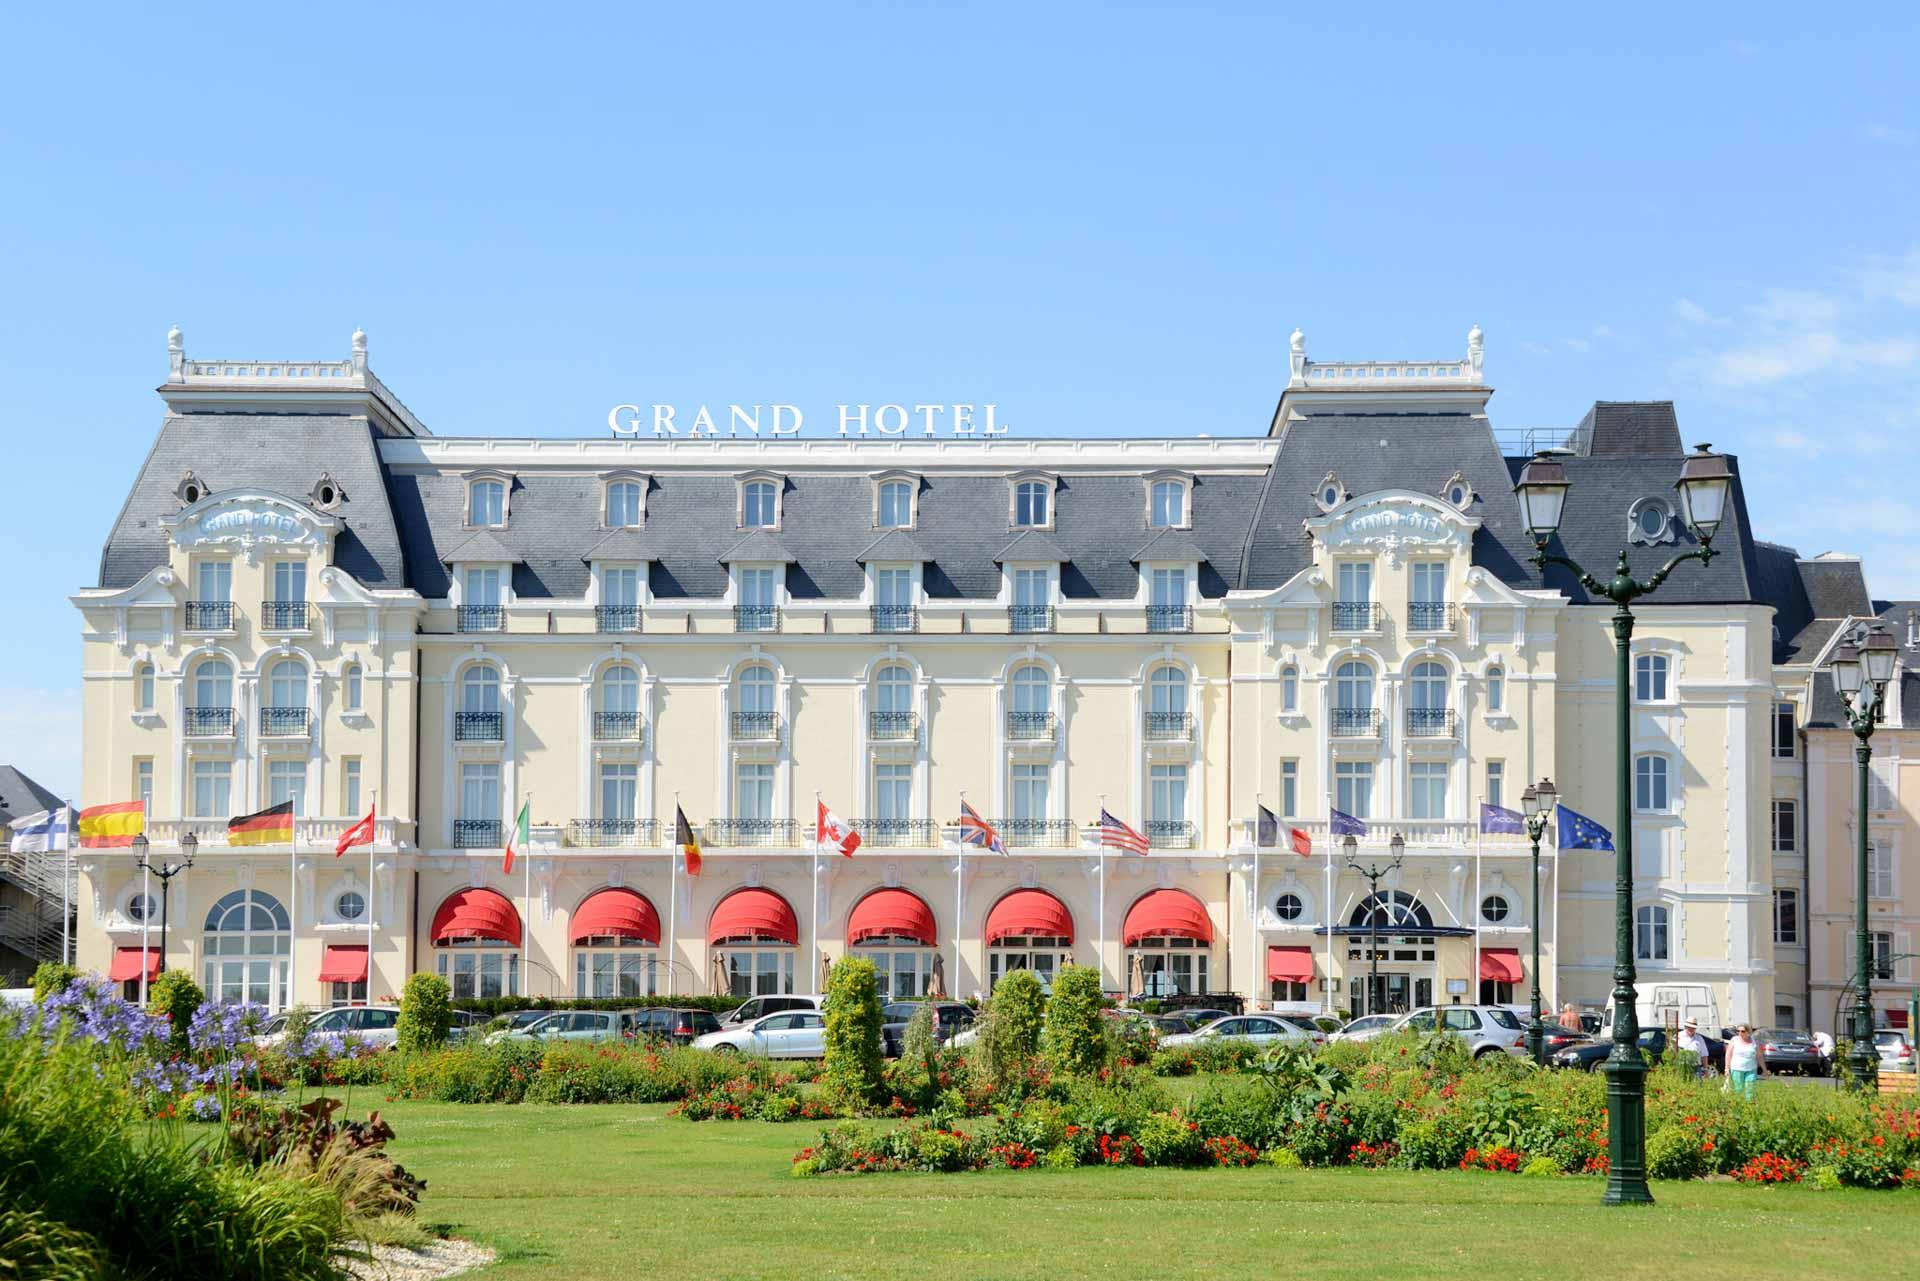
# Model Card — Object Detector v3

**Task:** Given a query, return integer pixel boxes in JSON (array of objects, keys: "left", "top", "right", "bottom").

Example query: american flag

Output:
[
  {"left": 1097, "top": 808, "right": 1149, "bottom": 855},
  {"left": 957, "top": 800, "right": 1005, "bottom": 855}
]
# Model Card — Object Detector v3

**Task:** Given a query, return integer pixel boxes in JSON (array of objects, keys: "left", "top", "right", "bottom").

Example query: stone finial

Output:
[
  {"left": 1290, "top": 327, "right": 1305, "bottom": 354},
  {"left": 167, "top": 324, "right": 183, "bottom": 352},
  {"left": 167, "top": 324, "right": 185, "bottom": 377},
  {"left": 350, "top": 327, "right": 368, "bottom": 372},
  {"left": 1288, "top": 327, "right": 1308, "bottom": 385},
  {"left": 1467, "top": 323, "right": 1485, "bottom": 379}
]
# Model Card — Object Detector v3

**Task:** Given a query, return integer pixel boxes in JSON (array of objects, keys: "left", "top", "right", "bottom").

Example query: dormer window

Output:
[
  {"left": 1148, "top": 478, "right": 1190, "bottom": 529},
  {"left": 1441, "top": 471, "right": 1473, "bottom": 509},
  {"left": 1628, "top": 496, "right": 1675, "bottom": 545},
  {"left": 876, "top": 478, "right": 916, "bottom": 529},
  {"left": 1315, "top": 472, "right": 1345, "bottom": 513},
  {"left": 468, "top": 479, "right": 507, "bottom": 528},
  {"left": 606, "top": 478, "right": 644, "bottom": 529},
  {"left": 1013, "top": 478, "right": 1053, "bottom": 530},
  {"left": 741, "top": 478, "right": 781, "bottom": 530}
]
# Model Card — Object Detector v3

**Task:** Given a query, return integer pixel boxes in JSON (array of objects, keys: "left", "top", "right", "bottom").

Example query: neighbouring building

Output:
[
  {"left": 70, "top": 325, "right": 1815, "bottom": 1025},
  {"left": 0, "top": 764, "right": 74, "bottom": 981}
]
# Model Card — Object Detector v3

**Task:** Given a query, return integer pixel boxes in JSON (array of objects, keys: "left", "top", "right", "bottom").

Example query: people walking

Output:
[
  {"left": 1676, "top": 1017, "right": 1711, "bottom": 1078},
  {"left": 1724, "top": 1024, "right": 1765, "bottom": 1099}
]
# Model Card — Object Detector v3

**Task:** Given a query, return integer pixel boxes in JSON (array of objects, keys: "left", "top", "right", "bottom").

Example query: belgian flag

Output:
[
  {"left": 228, "top": 800, "right": 295, "bottom": 847},
  {"left": 674, "top": 805, "right": 703, "bottom": 877}
]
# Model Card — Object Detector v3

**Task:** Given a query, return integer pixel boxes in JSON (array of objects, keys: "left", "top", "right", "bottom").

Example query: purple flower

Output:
[{"left": 189, "top": 1094, "right": 222, "bottom": 1122}]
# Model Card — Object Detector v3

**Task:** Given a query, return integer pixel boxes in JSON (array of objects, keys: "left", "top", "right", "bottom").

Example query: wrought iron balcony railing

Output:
[
  {"left": 258, "top": 707, "right": 310, "bottom": 736},
  {"left": 452, "top": 819, "right": 502, "bottom": 849},
  {"left": 593, "top": 711, "right": 644, "bottom": 742},
  {"left": 870, "top": 606, "right": 918, "bottom": 634},
  {"left": 456, "top": 605, "right": 504, "bottom": 633},
  {"left": 1144, "top": 711, "right": 1193, "bottom": 740},
  {"left": 1331, "top": 707, "right": 1383, "bottom": 737},
  {"left": 734, "top": 605, "right": 781, "bottom": 633},
  {"left": 1332, "top": 601, "right": 1383, "bottom": 632},
  {"left": 851, "top": 819, "right": 940, "bottom": 848},
  {"left": 1002, "top": 819, "right": 1078, "bottom": 848},
  {"left": 1405, "top": 707, "right": 1457, "bottom": 738},
  {"left": 567, "top": 818, "right": 661, "bottom": 848},
  {"left": 730, "top": 711, "right": 780, "bottom": 741},
  {"left": 454, "top": 711, "right": 505, "bottom": 742},
  {"left": 184, "top": 601, "right": 234, "bottom": 631},
  {"left": 595, "top": 605, "right": 641, "bottom": 633},
  {"left": 1407, "top": 601, "right": 1456, "bottom": 633},
  {"left": 1146, "top": 819, "right": 1197, "bottom": 849},
  {"left": 867, "top": 711, "right": 918, "bottom": 741},
  {"left": 260, "top": 600, "right": 310, "bottom": 631},
  {"left": 705, "top": 818, "right": 800, "bottom": 847},
  {"left": 1006, "top": 711, "right": 1056, "bottom": 741},
  {"left": 1146, "top": 606, "right": 1193, "bottom": 633},
  {"left": 1009, "top": 606, "right": 1055, "bottom": 634},
  {"left": 183, "top": 706, "right": 234, "bottom": 737}
]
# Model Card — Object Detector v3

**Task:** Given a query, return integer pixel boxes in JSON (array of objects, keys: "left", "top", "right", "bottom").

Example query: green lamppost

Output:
[
  {"left": 1513, "top": 442, "right": 1733, "bottom": 1207},
  {"left": 1520, "top": 778, "right": 1558, "bottom": 1066},
  {"left": 1827, "top": 623, "right": 1899, "bottom": 1091}
]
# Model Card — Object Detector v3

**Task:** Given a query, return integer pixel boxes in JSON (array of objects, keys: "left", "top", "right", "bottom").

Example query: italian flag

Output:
[{"left": 503, "top": 799, "right": 530, "bottom": 874}]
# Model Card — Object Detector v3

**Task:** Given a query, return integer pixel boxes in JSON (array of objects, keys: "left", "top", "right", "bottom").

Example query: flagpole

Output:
[
  {"left": 1322, "top": 793, "right": 1333, "bottom": 1017},
  {"left": 1473, "top": 805, "right": 1483, "bottom": 1009},
  {"left": 1252, "top": 792, "right": 1262, "bottom": 1009},
  {"left": 139, "top": 795, "right": 151, "bottom": 1007},
  {"left": 810, "top": 791, "right": 821, "bottom": 998},
  {"left": 1096, "top": 792, "right": 1108, "bottom": 997},
  {"left": 522, "top": 793, "right": 533, "bottom": 997},
  {"left": 955, "top": 791, "right": 966, "bottom": 998},
  {"left": 369, "top": 792, "right": 378, "bottom": 1003},
  {"left": 1549, "top": 836, "right": 1561, "bottom": 1014},
  {"left": 59, "top": 806, "right": 71, "bottom": 966},
  {"left": 667, "top": 791, "right": 678, "bottom": 998},
  {"left": 289, "top": 817, "right": 299, "bottom": 1009}
]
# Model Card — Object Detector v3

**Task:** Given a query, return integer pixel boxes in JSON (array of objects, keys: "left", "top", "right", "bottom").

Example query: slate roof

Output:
[
  {"left": 856, "top": 531, "right": 933, "bottom": 563},
  {"left": 1576, "top": 401, "right": 1684, "bottom": 457},
  {"left": 1131, "top": 530, "right": 1210, "bottom": 563},
  {"left": 582, "top": 529, "right": 665, "bottom": 562},
  {"left": 994, "top": 532, "right": 1071, "bottom": 564},
  {"left": 719, "top": 532, "right": 798, "bottom": 564},
  {"left": 0, "top": 765, "right": 65, "bottom": 825},
  {"left": 440, "top": 530, "right": 518, "bottom": 564}
]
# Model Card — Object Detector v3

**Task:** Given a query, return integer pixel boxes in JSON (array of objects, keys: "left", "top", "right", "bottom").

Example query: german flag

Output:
[
  {"left": 228, "top": 800, "right": 295, "bottom": 847},
  {"left": 78, "top": 800, "right": 145, "bottom": 848}
]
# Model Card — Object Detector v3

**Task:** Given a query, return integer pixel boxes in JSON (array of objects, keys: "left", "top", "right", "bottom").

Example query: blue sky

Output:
[{"left": 2, "top": 4, "right": 1916, "bottom": 800}]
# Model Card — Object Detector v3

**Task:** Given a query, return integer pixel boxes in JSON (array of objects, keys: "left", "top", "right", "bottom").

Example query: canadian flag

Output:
[
  {"left": 1288, "top": 826, "right": 1313, "bottom": 859},
  {"left": 816, "top": 801, "right": 861, "bottom": 858}
]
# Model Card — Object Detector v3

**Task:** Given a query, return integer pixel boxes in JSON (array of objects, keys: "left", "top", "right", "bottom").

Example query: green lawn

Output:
[{"left": 377, "top": 1099, "right": 1914, "bottom": 1280}]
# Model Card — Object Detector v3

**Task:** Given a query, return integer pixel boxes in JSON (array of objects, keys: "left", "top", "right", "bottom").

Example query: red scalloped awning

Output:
[
  {"left": 571, "top": 888, "right": 661, "bottom": 946},
  {"left": 984, "top": 889, "right": 1074, "bottom": 945},
  {"left": 708, "top": 888, "right": 798, "bottom": 945},
  {"left": 107, "top": 946, "right": 162, "bottom": 982},
  {"left": 847, "top": 889, "right": 936, "bottom": 946},
  {"left": 1479, "top": 948, "right": 1524, "bottom": 983},
  {"left": 430, "top": 888, "right": 522, "bottom": 946},
  {"left": 317, "top": 945, "right": 369, "bottom": 984},
  {"left": 1123, "top": 889, "right": 1212, "bottom": 946},
  {"left": 1267, "top": 946, "right": 1314, "bottom": 983}
]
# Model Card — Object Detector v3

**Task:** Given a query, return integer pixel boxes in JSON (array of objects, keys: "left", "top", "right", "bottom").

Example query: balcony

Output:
[
  {"left": 705, "top": 818, "right": 800, "bottom": 847},
  {"left": 1002, "top": 819, "right": 1078, "bottom": 848},
  {"left": 1146, "top": 819, "right": 1197, "bottom": 849},
  {"left": 452, "top": 819, "right": 502, "bottom": 849},
  {"left": 595, "top": 605, "right": 641, "bottom": 633},
  {"left": 258, "top": 707, "right": 310, "bottom": 737},
  {"left": 567, "top": 818, "right": 660, "bottom": 848},
  {"left": 1144, "top": 712, "right": 1193, "bottom": 741},
  {"left": 593, "top": 711, "right": 645, "bottom": 742},
  {"left": 730, "top": 711, "right": 780, "bottom": 741},
  {"left": 1006, "top": 711, "right": 1056, "bottom": 741},
  {"left": 1146, "top": 606, "right": 1193, "bottom": 634},
  {"left": 1407, "top": 601, "right": 1456, "bottom": 634},
  {"left": 1331, "top": 601, "right": 1382, "bottom": 633},
  {"left": 1331, "top": 707, "right": 1382, "bottom": 738},
  {"left": 184, "top": 601, "right": 234, "bottom": 631},
  {"left": 1008, "top": 606, "right": 1054, "bottom": 634},
  {"left": 1405, "top": 707, "right": 1457, "bottom": 738},
  {"left": 260, "top": 600, "right": 310, "bottom": 631},
  {"left": 852, "top": 819, "right": 940, "bottom": 848},
  {"left": 183, "top": 706, "right": 234, "bottom": 738},
  {"left": 870, "top": 606, "right": 918, "bottom": 634},
  {"left": 868, "top": 711, "right": 918, "bottom": 741},
  {"left": 456, "top": 605, "right": 504, "bottom": 633},
  {"left": 454, "top": 711, "right": 505, "bottom": 742},
  {"left": 734, "top": 605, "right": 781, "bottom": 633}
]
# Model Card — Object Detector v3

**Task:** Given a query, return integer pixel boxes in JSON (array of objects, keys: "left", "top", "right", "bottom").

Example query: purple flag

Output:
[
  {"left": 1329, "top": 808, "right": 1368, "bottom": 837},
  {"left": 1479, "top": 803, "right": 1525, "bottom": 835}
]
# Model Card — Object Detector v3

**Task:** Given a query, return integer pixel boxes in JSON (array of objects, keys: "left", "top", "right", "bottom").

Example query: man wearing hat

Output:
[{"left": 1676, "top": 1017, "right": 1711, "bottom": 1077}]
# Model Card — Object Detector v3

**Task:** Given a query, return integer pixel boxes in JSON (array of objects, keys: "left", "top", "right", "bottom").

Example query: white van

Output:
[{"left": 1599, "top": 983, "right": 1718, "bottom": 1039}]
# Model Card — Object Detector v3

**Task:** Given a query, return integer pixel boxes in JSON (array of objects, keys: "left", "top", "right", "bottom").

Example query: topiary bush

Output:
[
  {"left": 30, "top": 962, "right": 79, "bottom": 1002},
  {"left": 970, "top": 969, "right": 1044, "bottom": 1093},
  {"left": 821, "top": 958, "right": 885, "bottom": 1110},
  {"left": 1041, "top": 965, "right": 1107, "bottom": 1078},
  {"left": 146, "top": 970, "right": 204, "bottom": 1056},
  {"left": 395, "top": 973, "right": 452, "bottom": 1054}
]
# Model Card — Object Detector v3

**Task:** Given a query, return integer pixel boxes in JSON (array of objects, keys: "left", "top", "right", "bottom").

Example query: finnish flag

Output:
[{"left": 9, "top": 807, "right": 72, "bottom": 853}]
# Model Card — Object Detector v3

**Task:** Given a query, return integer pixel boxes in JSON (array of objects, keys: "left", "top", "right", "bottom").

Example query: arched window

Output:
[
  {"left": 871, "top": 662, "right": 914, "bottom": 739},
  {"left": 736, "top": 663, "right": 776, "bottom": 715},
  {"left": 1634, "top": 653, "right": 1670, "bottom": 702},
  {"left": 469, "top": 479, "right": 506, "bottom": 527},
  {"left": 848, "top": 888, "right": 938, "bottom": 1000},
  {"left": 710, "top": 888, "right": 798, "bottom": 996},
  {"left": 266, "top": 658, "right": 306, "bottom": 710},
  {"left": 877, "top": 479, "right": 914, "bottom": 529},
  {"left": 432, "top": 889, "right": 522, "bottom": 999},
  {"left": 202, "top": 888, "right": 291, "bottom": 1009},
  {"left": 1149, "top": 479, "right": 1186, "bottom": 529},
  {"left": 741, "top": 480, "right": 778, "bottom": 529},
  {"left": 460, "top": 666, "right": 500, "bottom": 714},
  {"left": 1124, "top": 889, "right": 1213, "bottom": 997},
  {"left": 1014, "top": 480, "right": 1050, "bottom": 529},
  {"left": 343, "top": 662, "right": 364, "bottom": 712},
  {"left": 1634, "top": 754, "right": 1670, "bottom": 812},
  {"left": 596, "top": 664, "right": 641, "bottom": 741},
  {"left": 606, "top": 480, "right": 643, "bottom": 528},
  {"left": 1009, "top": 664, "right": 1051, "bottom": 739},
  {"left": 572, "top": 889, "right": 661, "bottom": 998},
  {"left": 1349, "top": 891, "right": 1433, "bottom": 932},
  {"left": 1147, "top": 665, "right": 1188, "bottom": 737},
  {"left": 1409, "top": 660, "right": 1448, "bottom": 735},
  {"left": 1334, "top": 660, "right": 1373, "bottom": 735},
  {"left": 1486, "top": 665, "right": 1505, "bottom": 713},
  {"left": 135, "top": 661, "right": 155, "bottom": 711},
  {"left": 1274, "top": 892, "right": 1305, "bottom": 923},
  {"left": 1635, "top": 905, "right": 1670, "bottom": 961},
  {"left": 192, "top": 658, "right": 232, "bottom": 709},
  {"left": 1280, "top": 664, "right": 1299, "bottom": 713},
  {"left": 986, "top": 889, "right": 1073, "bottom": 993}
]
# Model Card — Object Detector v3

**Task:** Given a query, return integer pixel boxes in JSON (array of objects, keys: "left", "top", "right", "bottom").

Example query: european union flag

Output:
[
  {"left": 1555, "top": 803, "right": 1613, "bottom": 851},
  {"left": 1329, "top": 808, "right": 1368, "bottom": 837},
  {"left": 1479, "top": 803, "right": 1525, "bottom": 835}
]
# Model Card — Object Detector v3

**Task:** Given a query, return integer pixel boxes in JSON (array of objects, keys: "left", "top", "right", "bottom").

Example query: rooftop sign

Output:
[{"left": 606, "top": 403, "right": 1011, "bottom": 438}]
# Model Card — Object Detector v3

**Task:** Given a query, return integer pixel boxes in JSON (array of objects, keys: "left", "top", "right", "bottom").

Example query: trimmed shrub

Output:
[
  {"left": 1041, "top": 965, "right": 1107, "bottom": 1078},
  {"left": 969, "top": 969, "right": 1044, "bottom": 1092},
  {"left": 395, "top": 972, "right": 452, "bottom": 1054},
  {"left": 30, "top": 961, "right": 79, "bottom": 1002},
  {"left": 147, "top": 970, "right": 204, "bottom": 1056},
  {"left": 821, "top": 958, "right": 885, "bottom": 1110}
]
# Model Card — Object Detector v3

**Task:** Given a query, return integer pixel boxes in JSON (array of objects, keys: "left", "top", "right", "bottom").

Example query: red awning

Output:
[
  {"left": 847, "top": 889, "right": 936, "bottom": 946},
  {"left": 1267, "top": 946, "right": 1314, "bottom": 984},
  {"left": 106, "top": 946, "right": 161, "bottom": 982},
  {"left": 708, "top": 888, "right": 798, "bottom": 945},
  {"left": 984, "top": 889, "right": 1074, "bottom": 945},
  {"left": 1122, "top": 889, "right": 1213, "bottom": 946},
  {"left": 1888, "top": 1008, "right": 1910, "bottom": 1029},
  {"left": 571, "top": 889, "right": 661, "bottom": 946},
  {"left": 317, "top": 945, "right": 369, "bottom": 984},
  {"left": 1479, "top": 948, "right": 1524, "bottom": 983},
  {"left": 430, "top": 888, "right": 522, "bottom": 946}
]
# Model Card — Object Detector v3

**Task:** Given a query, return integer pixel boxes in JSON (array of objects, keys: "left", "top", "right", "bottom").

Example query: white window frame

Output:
[
  {"left": 1771, "top": 702, "right": 1796, "bottom": 759},
  {"left": 1635, "top": 904, "right": 1671, "bottom": 962},
  {"left": 604, "top": 473, "right": 647, "bottom": 529},
  {"left": 1146, "top": 475, "right": 1191, "bottom": 530},
  {"left": 1771, "top": 798, "right": 1796, "bottom": 853},
  {"left": 1485, "top": 665, "right": 1505, "bottom": 713},
  {"left": 1280, "top": 664, "right": 1299, "bottom": 714},
  {"left": 1868, "top": 839, "right": 1896, "bottom": 900},
  {"left": 738, "top": 475, "right": 783, "bottom": 530},
  {"left": 465, "top": 474, "right": 511, "bottom": 528},
  {"left": 342, "top": 662, "right": 364, "bottom": 712},
  {"left": 1772, "top": 888, "right": 1799, "bottom": 945},
  {"left": 1334, "top": 761, "right": 1373, "bottom": 819},
  {"left": 135, "top": 661, "right": 155, "bottom": 712},
  {"left": 1486, "top": 760, "right": 1505, "bottom": 811},
  {"left": 874, "top": 475, "right": 917, "bottom": 529},
  {"left": 1279, "top": 760, "right": 1299, "bottom": 818},
  {"left": 1010, "top": 475, "right": 1056, "bottom": 531},
  {"left": 192, "top": 759, "right": 232, "bottom": 818},
  {"left": 1408, "top": 761, "right": 1449, "bottom": 820},
  {"left": 1634, "top": 653, "right": 1671, "bottom": 703},
  {"left": 1634, "top": 753, "right": 1671, "bottom": 813}
]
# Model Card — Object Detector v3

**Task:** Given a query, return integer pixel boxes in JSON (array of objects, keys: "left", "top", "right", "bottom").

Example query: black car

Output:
[
  {"left": 1755, "top": 1028, "right": 1826, "bottom": 1077},
  {"left": 880, "top": 1001, "right": 974, "bottom": 1057},
  {"left": 1514, "top": 1022, "right": 1590, "bottom": 1057},
  {"left": 632, "top": 1007, "right": 721, "bottom": 1045},
  {"left": 1161, "top": 1007, "right": 1235, "bottom": 1031},
  {"left": 1550, "top": 1027, "right": 1667, "bottom": 1071}
]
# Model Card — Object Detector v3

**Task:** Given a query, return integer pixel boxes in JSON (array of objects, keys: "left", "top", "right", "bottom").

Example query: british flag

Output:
[
  {"left": 957, "top": 800, "right": 1005, "bottom": 854},
  {"left": 1098, "top": 808, "right": 1150, "bottom": 855}
]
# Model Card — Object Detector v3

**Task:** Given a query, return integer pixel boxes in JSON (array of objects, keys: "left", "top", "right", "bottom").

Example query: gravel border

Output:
[{"left": 344, "top": 1238, "right": 495, "bottom": 1281}]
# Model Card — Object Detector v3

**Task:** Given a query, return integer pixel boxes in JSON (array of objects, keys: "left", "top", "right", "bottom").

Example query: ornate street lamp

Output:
[
  {"left": 1520, "top": 779, "right": 1558, "bottom": 1065},
  {"left": 1514, "top": 442, "right": 1727, "bottom": 1207},
  {"left": 132, "top": 829, "right": 196, "bottom": 983},
  {"left": 1831, "top": 623, "right": 1898, "bottom": 1090},
  {"left": 1347, "top": 832, "right": 1405, "bottom": 1018}
]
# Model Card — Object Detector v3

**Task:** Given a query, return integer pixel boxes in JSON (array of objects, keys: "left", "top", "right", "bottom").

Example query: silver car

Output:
[
  {"left": 1392, "top": 1005, "right": 1528, "bottom": 1058},
  {"left": 1331, "top": 1013, "right": 1400, "bottom": 1043},
  {"left": 1876, "top": 1029, "right": 1916, "bottom": 1073},
  {"left": 1159, "top": 1014, "right": 1326, "bottom": 1049}
]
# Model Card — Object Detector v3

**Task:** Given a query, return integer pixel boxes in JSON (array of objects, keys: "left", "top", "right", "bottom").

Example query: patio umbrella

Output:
[
  {"left": 710, "top": 952, "right": 729, "bottom": 997},
  {"left": 929, "top": 951, "right": 947, "bottom": 999},
  {"left": 1129, "top": 952, "right": 1146, "bottom": 1000}
]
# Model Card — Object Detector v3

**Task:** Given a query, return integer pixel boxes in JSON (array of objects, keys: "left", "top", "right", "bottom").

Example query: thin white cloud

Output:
[
  {"left": 1672, "top": 297, "right": 1727, "bottom": 327},
  {"left": 1865, "top": 123, "right": 1915, "bottom": 147},
  {"left": 0, "top": 687, "right": 82, "bottom": 802}
]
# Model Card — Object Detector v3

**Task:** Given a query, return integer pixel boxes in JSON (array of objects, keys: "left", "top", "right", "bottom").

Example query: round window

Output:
[
  {"left": 1449, "top": 486, "right": 1466, "bottom": 506},
  {"left": 1274, "top": 893, "right": 1305, "bottom": 922},
  {"left": 183, "top": 484, "right": 201, "bottom": 503},
  {"left": 126, "top": 893, "right": 157, "bottom": 922},
  {"left": 1481, "top": 895, "right": 1510, "bottom": 923},
  {"left": 1322, "top": 486, "right": 1339, "bottom": 506},
  {"left": 335, "top": 891, "right": 366, "bottom": 922},
  {"left": 319, "top": 485, "right": 336, "bottom": 506},
  {"left": 1637, "top": 504, "right": 1667, "bottom": 538}
]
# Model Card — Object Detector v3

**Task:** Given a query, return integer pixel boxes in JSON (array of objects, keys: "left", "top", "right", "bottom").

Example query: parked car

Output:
[
  {"left": 1156, "top": 993, "right": 1245, "bottom": 1018},
  {"left": 880, "top": 1001, "right": 975, "bottom": 1057},
  {"left": 261, "top": 1005, "right": 402, "bottom": 1049},
  {"left": 447, "top": 1009, "right": 490, "bottom": 1043},
  {"left": 492, "top": 1009, "right": 641, "bottom": 1043},
  {"left": 1599, "top": 984, "right": 1717, "bottom": 1043},
  {"left": 1755, "top": 1027, "right": 1826, "bottom": 1077},
  {"left": 1393, "top": 1005, "right": 1528, "bottom": 1058},
  {"left": 498, "top": 1009, "right": 556, "bottom": 1034},
  {"left": 1159, "top": 1014, "right": 1325, "bottom": 1049},
  {"left": 1512, "top": 1021, "right": 1591, "bottom": 1058},
  {"left": 634, "top": 1007, "right": 722, "bottom": 1045},
  {"left": 1161, "top": 1007, "right": 1234, "bottom": 1031},
  {"left": 1331, "top": 1013, "right": 1399, "bottom": 1043},
  {"left": 719, "top": 994, "right": 822, "bottom": 1028},
  {"left": 1876, "top": 1029, "right": 1916, "bottom": 1073},
  {"left": 1551, "top": 1027, "right": 1667, "bottom": 1071},
  {"left": 694, "top": 1009, "right": 827, "bottom": 1058}
]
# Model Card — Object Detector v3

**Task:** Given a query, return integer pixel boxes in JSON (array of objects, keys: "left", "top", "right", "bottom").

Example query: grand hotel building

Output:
[{"left": 71, "top": 324, "right": 1896, "bottom": 1031}]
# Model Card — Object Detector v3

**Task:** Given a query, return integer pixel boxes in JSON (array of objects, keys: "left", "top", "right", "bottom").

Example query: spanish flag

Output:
[
  {"left": 228, "top": 800, "right": 295, "bottom": 847},
  {"left": 78, "top": 800, "right": 145, "bottom": 849},
  {"left": 674, "top": 805, "right": 703, "bottom": 877}
]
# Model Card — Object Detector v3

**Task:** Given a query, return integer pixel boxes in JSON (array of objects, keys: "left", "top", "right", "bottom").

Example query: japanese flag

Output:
[{"left": 816, "top": 802, "right": 861, "bottom": 858}]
